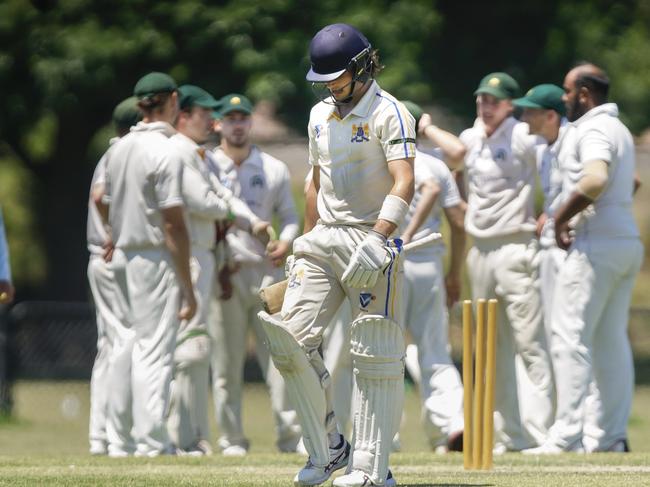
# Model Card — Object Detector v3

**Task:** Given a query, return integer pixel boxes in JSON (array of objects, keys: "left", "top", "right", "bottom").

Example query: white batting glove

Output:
[{"left": 341, "top": 231, "right": 390, "bottom": 288}]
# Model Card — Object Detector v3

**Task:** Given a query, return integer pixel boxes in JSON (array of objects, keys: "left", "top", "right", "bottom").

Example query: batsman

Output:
[{"left": 258, "top": 23, "right": 415, "bottom": 487}]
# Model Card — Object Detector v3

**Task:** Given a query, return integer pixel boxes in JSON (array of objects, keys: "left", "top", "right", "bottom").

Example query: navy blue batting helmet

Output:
[{"left": 306, "top": 23, "right": 371, "bottom": 82}]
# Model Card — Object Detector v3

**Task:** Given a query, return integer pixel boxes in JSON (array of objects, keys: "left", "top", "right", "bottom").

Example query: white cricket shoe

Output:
[
  {"left": 332, "top": 469, "right": 396, "bottom": 487},
  {"left": 293, "top": 436, "right": 350, "bottom": 486},
  {"left": 222, "top": 444, "right": 247, "bottom": 457},
  {"left": 89, "top": 440, "right": 107, "bottom": 456}
]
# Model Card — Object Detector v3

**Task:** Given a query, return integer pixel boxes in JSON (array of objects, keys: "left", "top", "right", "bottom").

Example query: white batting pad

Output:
[
  {"left": 258, "top": 311, "right": 330, "bottom": 467},
  {"left": 349, "top": 315, "right": 405, "bottom": 485}
]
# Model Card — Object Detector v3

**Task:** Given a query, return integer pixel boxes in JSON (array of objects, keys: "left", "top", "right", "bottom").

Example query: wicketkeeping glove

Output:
[{"left": 341, "top": 231, "right": 391, "bottom": 288}]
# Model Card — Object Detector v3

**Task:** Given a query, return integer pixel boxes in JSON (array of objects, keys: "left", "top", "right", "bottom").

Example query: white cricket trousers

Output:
[
  {"left": 550, "top": 236, "right": 643, "bottom": 451},
  {"left": 402, "top": 245, "right": 464, "bottom": 447},
  {"left": 281, "top": 224, "right": 404, "bottom": 481},
  {"left": 210, "top": 262, "right": 301, "bottom": 452},
  {"left": 467, "top": 232, "right": 553, "bottom": 450},
  {"left": 87, "top": 253, "right": 122, "bottom": 453},
  {"left": 322, "top": 301, "right": 354, "bottom": 434},
  {"left": 107, "top": 248, "right": 180, "bottom": 456},
  {"left": 168, "top": 247, "right": 214, "bottom": 451}
]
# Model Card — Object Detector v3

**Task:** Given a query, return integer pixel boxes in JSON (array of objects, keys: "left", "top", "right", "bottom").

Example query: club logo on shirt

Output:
[
  {"left": 250, "top": 174, "right": 264, "bottom": 188},
  {"left": 351, "top": 123, "right": 370, "bottom": 143},
  {"left": 314, "top": 124, "right": 323, "bottom": 139},
  {"left": 359, "top": 292, "right": 375, "bottom": 310},
  {"left": 494, "top": 148, "right": 508, "bottom": 161},
  {"left": 287, "top": 268, "right": 304, "bottom": 289}
]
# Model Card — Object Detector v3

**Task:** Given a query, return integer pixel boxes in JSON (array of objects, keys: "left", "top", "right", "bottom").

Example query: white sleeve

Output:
[
  {"left": 0, "top": 208, "right": 11, "bottom": 282},
  {"left": 182, "top": 164, "right": 230, "bottom": 220},
  {"left": 374, "top": 100, "right": 416, "bottom": 162},
  {"left": 438, "top": 164, "right": 462, "bottom": 208},
  {"left": 308, "top": 117, "right": 319, "bottom": 167},
  {"left": 578, "top": 125, "right": 614, "bottom": 165},
  {"left": 155, "top": 154, "right": 184, "bottom": 209}
]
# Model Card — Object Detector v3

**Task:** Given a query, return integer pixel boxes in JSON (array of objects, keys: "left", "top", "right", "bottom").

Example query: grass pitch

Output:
[{"left": 1, "top": 383, "right": 650, "bottom": 485}]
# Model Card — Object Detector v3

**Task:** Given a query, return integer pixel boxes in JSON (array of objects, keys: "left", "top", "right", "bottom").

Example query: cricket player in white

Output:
[
  {"left": 399, "top": 101, "right": 467, "bottom": 452},
  {"left": 258, "top": 24, "right": 415, "bottom": 487},
  {"left": 460, "top": 72, "right": 553, "bottom": 451},
  {"left": 209, "top": 93, "right": 302, "bottom": 455},
  {"left": 527, "top": 64, "right": 643, "bottom": 454},
  {"left": 514, "top": 84, "right": 580, "bottom": 345},
  {"left": 95, "top": 72, "right": 197, "bottom": 457},
  {"left": 166, "top": 84, "right": 231, "bottom": 455},
  {"left": 86, "top": 97, "right": 141, "bottom": 455}
]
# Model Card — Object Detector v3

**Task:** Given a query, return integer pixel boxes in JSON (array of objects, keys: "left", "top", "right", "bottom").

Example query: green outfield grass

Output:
[
  {"left": 1, "top": 383, "right": 650, "bottom": 485},
  {"left": 1, "top": 452, "right": 650, "bottom": 486}
]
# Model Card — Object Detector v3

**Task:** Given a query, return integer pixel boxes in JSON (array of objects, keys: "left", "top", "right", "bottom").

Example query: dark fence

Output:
[{"left": 0, "top": 300, "right": 269, "bottom": 415}]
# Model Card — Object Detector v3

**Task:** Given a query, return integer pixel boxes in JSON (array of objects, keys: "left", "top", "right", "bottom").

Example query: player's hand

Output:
[
  {"left": 536, "top": 213, "right": 547, "bottom": 239},
  {"left": 102, "top": 238, "right": 114, "bottom": 263},
  {"left": 218, "top": 264, "right": 234, "bottom": 300},
  {"left": 0, "top": 281, "right": 15, "bottom": 305},
  {"left": 342, "top": 231, "right": 390, "bottom": 288},
  {"left": 418, "top": 113, "right": 433, "bottom": 135},
  {"left": 445, "top": 272, "right": 461, "bottom": 308},
  {"left": 266, "top": 240, "right": 291, "bottom": 267},
  {"left": 400, "top": 233, "right": 413, "bottom": 245},
  {"left": 555, "top": 218, "right": 573, "bottom": 250},
  {"left": 179, "top": 290, "right": 198, "bottom": 321},
  {"left": 251, "top": 221, "right": 271, "bottom": 246}
]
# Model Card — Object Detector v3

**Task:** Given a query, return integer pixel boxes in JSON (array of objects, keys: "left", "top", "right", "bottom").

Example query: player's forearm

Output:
[
  {"left": 375, "top": 158, "right": 414, "bottom": 237},
  {"left": 188, "top": 188, "right": 230, "bottom": 220},
  {"left": 448, "top": 226, "right": 466, "bottom": 277},
  {"left": 554, "top": 191, "right": 593, "bottom": 226},
  {"left": 303, "top": 180, "right": 319, "bottom": 233},
  {"left": 92, "top": 188, "right": 110, "bottom": 225},
  {"left": 422, "top": 125, "right": 466, "bottom": 169}
]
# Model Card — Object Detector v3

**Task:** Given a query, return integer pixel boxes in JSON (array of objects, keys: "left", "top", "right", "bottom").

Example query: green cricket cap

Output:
[
  {"left": 112, "top": 96, "right": 142, "bottom": 129},
  {"left": 133, "top": 72, "right": 177, "bottom": 99},
  {"left": 178, "top": 84, "right": 221, "bottom": 110},
  {"left": 219, "top": 93, "right": 253, "bottom": 116},
  {"left": 474, "top": 72, "right": 520, "bottom": 99},
  {"left": 513, "top": 84, "right": 566, "bottom": 116}
]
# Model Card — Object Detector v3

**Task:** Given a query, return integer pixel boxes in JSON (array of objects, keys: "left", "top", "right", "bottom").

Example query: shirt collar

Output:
[
  {"left": 326, "top": 80, "right": 380, "bottom": 121},
  {"left": 214, "top": 145, "right": 262, "bottom": 170},
  {"left": 474, "top": 116, "right": 517, "bottom": 140},
  {"left": 572, "top": 102, "right": 619, "bottom": 126},
  {"left": 130, "top": 121, "right": 176, "bottom": 137},
  {"left": 171, "top": 132, "right": 200, "bottom": 149}
]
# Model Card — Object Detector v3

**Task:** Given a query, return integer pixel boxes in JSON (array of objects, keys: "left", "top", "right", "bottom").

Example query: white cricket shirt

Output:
[
  {"left": 87, "top": 137, "right": 119, "bottom": 254},
  {"left": 308, "top": 81, "right": 416, "bottom": 227},
  {"left": 570, "top": 103, "right": 639, "bottom": 239},
  {"left": 401, "top": 148, "right": 462, "bottom": 243},
  {"left": 536, "top": 121, "right": 581, "bottom": 248},
  {"left": 460, "top": 117, "right": 539, "bottom": 239},
  {"left": 103, "top": 121, "right": 183, "bottom": 250},
  {"left": 170, "top": 133, "right": 231, "bottom": 250},
  {"left": 211, "top": 146, "right": 299, "bottom": 263}
]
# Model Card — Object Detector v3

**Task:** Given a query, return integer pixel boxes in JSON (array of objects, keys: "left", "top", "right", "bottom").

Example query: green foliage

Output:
[
  {"left": 0, "top": 0, "right": 649, "bottom": 296},
  {"left": 0, "top": 148, "right": 46, "bottom": 287}
]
